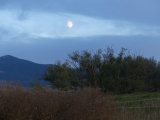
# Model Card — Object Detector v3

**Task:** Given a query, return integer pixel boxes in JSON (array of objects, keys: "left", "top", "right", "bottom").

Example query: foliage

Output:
[
  {"left": 42, "top": 61, "right": 73, "bottom": 90},
  {"left": 42, "top": 47, "right": 160, "bottom": 94},
  {"left": 67, "top": 49, "right": 105, "bottom": 88},
  {"left": 30, "top": 78, "right": 43, "bottom": 89}
]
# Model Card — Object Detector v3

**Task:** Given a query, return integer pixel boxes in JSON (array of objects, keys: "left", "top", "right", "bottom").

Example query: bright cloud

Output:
[{"left": 0, "top": 9, "right": 160, "bottom": 43}]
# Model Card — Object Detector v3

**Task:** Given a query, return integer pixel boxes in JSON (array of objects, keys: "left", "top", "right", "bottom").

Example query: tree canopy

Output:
[{"left": 41, "top": 47, "right": 160, "bottom": 94}]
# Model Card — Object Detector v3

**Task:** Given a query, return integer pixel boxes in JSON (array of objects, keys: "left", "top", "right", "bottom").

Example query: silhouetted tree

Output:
[
  {"left": 42, "top": 61, "right": 73, "bottom": 90},
  {"left": 42, "top": 47, "right": 160, "bottom": 93}
]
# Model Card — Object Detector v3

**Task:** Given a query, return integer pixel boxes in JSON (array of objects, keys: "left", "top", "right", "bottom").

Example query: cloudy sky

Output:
[{"left": 0, "top": 0, "right": 160, "bottom": 64}]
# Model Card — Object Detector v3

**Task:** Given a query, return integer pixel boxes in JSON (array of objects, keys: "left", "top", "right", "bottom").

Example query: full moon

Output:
[{"left": 67, "top": 21, "right": 73, "bottom": 28}]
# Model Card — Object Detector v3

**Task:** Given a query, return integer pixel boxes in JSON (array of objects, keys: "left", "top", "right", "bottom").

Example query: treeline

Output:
[{"left": 41, "top": 47, "right": 160, "bottom": 94}]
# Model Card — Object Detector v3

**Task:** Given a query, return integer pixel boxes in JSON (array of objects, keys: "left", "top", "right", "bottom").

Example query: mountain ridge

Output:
[
  {"left": 0, "top": 55, "right": 44, "bottom": 64},
  {"left": 0, "top": 55, "right": 50, "bottom": 86}
]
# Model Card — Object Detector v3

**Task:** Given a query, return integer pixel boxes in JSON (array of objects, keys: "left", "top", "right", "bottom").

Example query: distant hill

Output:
[{"left": 0, "top": 55, "right": 50, "bottom": 86}]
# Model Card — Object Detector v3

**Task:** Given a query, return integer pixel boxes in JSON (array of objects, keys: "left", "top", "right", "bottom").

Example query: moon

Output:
[{"left": 67, "top": 21, "right": 73, "bottom": 28}]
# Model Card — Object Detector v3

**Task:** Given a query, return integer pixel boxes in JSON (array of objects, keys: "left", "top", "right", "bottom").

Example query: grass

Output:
[
  {"left": 0, "top": 82, "right": 123, "bottom": 120},
  {"left": 114, "top": 92, "right": 160, "bottom": 120},
  {"left": 1, "top": 82, "right": 160, "bottom": 120},
  {"left": 114, "top": 92, "right": 160, "bottom": 101}
]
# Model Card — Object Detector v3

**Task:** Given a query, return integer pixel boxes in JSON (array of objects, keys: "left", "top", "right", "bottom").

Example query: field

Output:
[
  {"left": 0, "top": 82, "right": 160, "bottom": 120},
  {"left": 114, "top": 92, "right": 160, "bottom": 120}
]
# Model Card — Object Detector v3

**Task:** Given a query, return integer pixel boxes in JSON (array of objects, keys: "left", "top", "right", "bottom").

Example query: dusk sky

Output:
[{"left": 0, "top": 0, "right": 160, "bottom": 64}]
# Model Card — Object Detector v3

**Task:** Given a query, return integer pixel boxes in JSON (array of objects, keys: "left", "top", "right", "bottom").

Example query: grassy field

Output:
[
  {"left": 0, "top": 82, "right": 160, "bottom": 120},
  {"left": 114, "top": 92, "right": 160, "bottom": 120},
  {"left": 114, "top": 92, "right": 160, "bottom": 101}
]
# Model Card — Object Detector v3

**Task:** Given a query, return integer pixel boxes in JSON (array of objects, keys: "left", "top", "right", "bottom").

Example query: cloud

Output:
[
  {"left": 0, "top": 9, "right": 160, "bottom": 43},
  {"left": 1, "top": 0, "right": 160, "bottom": 25}
]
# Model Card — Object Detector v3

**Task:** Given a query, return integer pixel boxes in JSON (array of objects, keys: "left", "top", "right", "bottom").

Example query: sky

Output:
[{"left": 0, "top": 0, "right": 160, "bottom": 64}]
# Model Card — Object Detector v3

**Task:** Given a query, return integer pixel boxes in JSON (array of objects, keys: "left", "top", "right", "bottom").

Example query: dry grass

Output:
[
  {"left": 3, "top": 82, "right": 160, "bottom": 120},
  {"left": 0, "top": 82, "right": 123, "bottom": 120}
]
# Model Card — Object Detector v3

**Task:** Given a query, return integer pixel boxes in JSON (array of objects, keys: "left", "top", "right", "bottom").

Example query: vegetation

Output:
[
  {"left": 1, "top": 47, "right": 160, "bottom": 119},
  {"left": 42, "top": 61, "right": 74, "bottom": 90},
  {"left": 42, "top": 47, "right": 160, "bottom": 94},
  {"left": 0, "top": 82, "right": 122, "bottom": 120},
  {"left": 29, "top": 78, "right": 43, "bottom": 89},
  {"left": 1, "top": 82, "right": 160, "bottom": 120},
  {"left": 114, "top": 92, "right": 160, "bottom": 120}
]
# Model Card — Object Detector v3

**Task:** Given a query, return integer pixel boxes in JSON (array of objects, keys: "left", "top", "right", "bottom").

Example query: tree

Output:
[
  {"left": 68, "top": 49, "right": 106, "bottom": 88},
  {"left": 30, "top": 78, "right": 43, "bottom": 89},
  {"left": 41, "top": 47, "right": 159, "bottom": 93},
  {"left": 42, "top": 61, "right": 73, "bottom": 90}
]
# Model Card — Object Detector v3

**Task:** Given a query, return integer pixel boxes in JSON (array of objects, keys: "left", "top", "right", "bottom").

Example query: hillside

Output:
[{"left": 0, "top": 55, "right": 50, "bottom": 86}]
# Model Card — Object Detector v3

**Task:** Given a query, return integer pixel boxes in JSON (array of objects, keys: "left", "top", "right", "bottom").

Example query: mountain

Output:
[{"left": 0, "top": 55, "right": 50, "bottom": 86}]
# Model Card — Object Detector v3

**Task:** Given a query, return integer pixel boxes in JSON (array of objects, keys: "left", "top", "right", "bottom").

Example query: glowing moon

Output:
[{"left": 67, "top": 21, "right": 73, "bottom": 28}]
